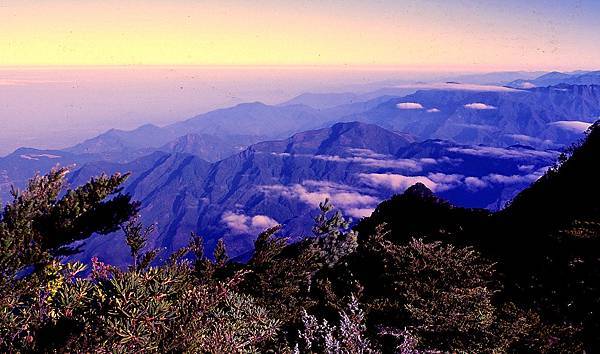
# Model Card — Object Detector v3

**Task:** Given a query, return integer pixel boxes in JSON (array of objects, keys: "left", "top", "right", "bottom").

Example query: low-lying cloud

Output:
[
  {"left": 358, "top": 173, "right": 461, "bottom": 193},
  {"left": 447, "top": 146, "right": 558, "bottom": 159},
  {"left": 269, "top": 149, "right": 442, "bottom": 172},
  {"left": 221, "top": 212, "right": 279, "bottom": 235},
  {"left": 260, "top": 180, "right": 379, "bottom": 219},
  {"left": 548, "top": 121, "right": 592, "bottom": 133},
  {"left": 464, "top": 167, "right": 550, "bottom": 190},
  {"left": 396, "top": 102, "right": 424, "bottom": 110},
  {"left": 464, "top": 102, "right": 497, "bottom": 110}
]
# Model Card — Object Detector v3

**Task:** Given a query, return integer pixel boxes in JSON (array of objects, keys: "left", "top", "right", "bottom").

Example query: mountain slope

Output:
[
  {"left": 342, "top": 84, "right": 600, "bottom": 147},
  {"left": 508, "top": 71, "right": 600, "bottom": 88},
  {"left": 355, "top": 122, "right": 600, "bottom": 351},
  {"left": 62, "top": 122, "right": 558, "bottom": 265}
]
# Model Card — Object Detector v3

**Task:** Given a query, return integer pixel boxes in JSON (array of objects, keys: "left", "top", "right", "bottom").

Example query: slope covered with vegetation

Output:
[{"left": 1, "top": 123, "right": 599, "bottom": 352}]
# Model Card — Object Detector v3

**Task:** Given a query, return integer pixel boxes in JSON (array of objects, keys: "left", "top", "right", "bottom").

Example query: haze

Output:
[{"left": 1, "top": 66, "right": 456, "bottom": 154}]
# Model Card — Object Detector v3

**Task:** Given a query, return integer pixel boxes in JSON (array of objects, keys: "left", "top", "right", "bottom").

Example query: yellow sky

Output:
[{"left": 1, "top": 1, "right": 599, "bottom": 69}]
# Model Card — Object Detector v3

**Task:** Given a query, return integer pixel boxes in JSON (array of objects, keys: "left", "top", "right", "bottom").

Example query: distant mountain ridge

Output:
[
  {"left": 66, "top": 83, "right": 600, "bottom": 164},
  {"left": 58, "top": 121, "right": 559, "bottom": 265},
  {"left": 341, "top": 84, "right": 600, "bottom": 147},
  {"left": 508, "top": 70, "right": 600, "bottom": 88}
]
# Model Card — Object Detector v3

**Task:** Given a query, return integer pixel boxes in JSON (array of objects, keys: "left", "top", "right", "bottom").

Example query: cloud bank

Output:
[
  {"left": 358, "top": 173, "right": 461, "bottom": 193},
  {"left": 447, "top": 146, "right": 558, "bottom": 159},
  {"left": 548, "top": 121, "right": 592, "bottom": 133},
  {"left": 260, "top": 180, "right": 378, "bottom": 219},
  {"left": 396, "top": 102, "right": 424, "bottom": 110},
  {"left": 221, "top": 212, "right": 279, "bottom": 235},
  {"left": 464, "top": 102, "right": 497, "bottom": 110}
]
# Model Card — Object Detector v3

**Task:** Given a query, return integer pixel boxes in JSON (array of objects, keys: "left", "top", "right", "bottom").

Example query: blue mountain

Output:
[
  {"left": 508, "top": 71, "right": 600, "bottom": 88},
  {"left": 61, "top": 122, "right": 558, "bottom": 264},
  {"left": 340, "top": 84, "right": 600, "bottom": 147}
]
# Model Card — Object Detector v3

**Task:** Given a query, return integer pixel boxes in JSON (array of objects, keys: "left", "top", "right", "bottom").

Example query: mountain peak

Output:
[{"left": 403, "top": 182, "right": 436, "bottom": 199}]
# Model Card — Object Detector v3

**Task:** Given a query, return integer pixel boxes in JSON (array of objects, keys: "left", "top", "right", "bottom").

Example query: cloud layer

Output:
[
  {"left": 447, "top": 146, "right": 558, "bottom": 159},
  {"left": 260, "top": 180, "right": 378, "bottom": 219},
  {"left": 548, "top": 121, "right": 592, "bottom": 133},
  {"left": 358, "top": 172, "right": 462, "bottom": 193},
  {"left": 464, "top": 102, "right": 497, "bottom": 110},
  {"left": 221, "top": 212, "right": 279, "bottom": 235},
  {"left": 396, "top": 102, "right": 424, "bottom": 110}
]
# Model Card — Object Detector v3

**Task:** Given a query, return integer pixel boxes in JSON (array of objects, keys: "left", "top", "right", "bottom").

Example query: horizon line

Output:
[{"left": 0, "top": 64, "right": 595, "bottom": 73}]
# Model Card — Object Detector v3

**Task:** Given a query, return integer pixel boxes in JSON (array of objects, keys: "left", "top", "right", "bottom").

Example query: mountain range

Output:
[
  {"left": 508, "top": 70, "right": 600, "bottom": 88},
  {"left": 2, "top": 74, "right": 600, "bottom": 264},
  {"left": 60, "top": 121, "right": 558, "bottom": 264}
]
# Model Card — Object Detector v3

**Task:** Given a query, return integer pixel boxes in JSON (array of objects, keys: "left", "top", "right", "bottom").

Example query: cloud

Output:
[
  {"left": 464, "top": 166, "right": 550, "bottom": 190},
  {"left": 345, "top": 148, "right": 389, "bottom": 159},
  {"left": 518, "top": 82, "right": 536, "bottom": 89},
  {"left": 221, "top": 212, "right": 278, "bottom": 235},
  {"left": 452, "top": 123, "right": 496, "bottom": 131},
  {"left": 517, "top": 164, "right": 534, "bottom": 172},
  {"left": 548, "top": 121, "right": 592, "bottom": 133},
  {"left": 359, "top": 173, "right": 438, "bottom": 192},
  {"left": 260, "top": 180, "right": 379, "bottom": 218},
  {"left": 427, "top": 108, "right": 441, "bottom": 113},
  {"left": 484, "top": 173, "right": 537, "bottom": 184},
  {"left": 345, "top": 207, "right": 375, "bottom": 218},
  {"left": 447, "top": 146, "right": 558, "bottom": 159},
  {"left": 20, "top": 153, "right": 61, "bottom": 161},
  {"left": 396, "top": 102, "right": 424, "bottom": 110},
  {"left": 428, "top": 172, "right": 463, "bottom": 184},
  {"left": 505, "top": 134, "right": 550, "bottom": 145},
  {"left": 464, "top": 176, "right": 488, "bottom": 190},
  {"left": 293, "top": 153, "right": 435, "bottom": 172},
  {"left": 267, "top": 149, "right": 446, "bottom": 173},
  {"left": 480, "top": 167, "right": 549, "bottom": 186},
  {"left": 464, "top": 102, "right": 497, "bottom": 110},
  {"left": 271, "top": 152, "right": 291, "bottom": 157}
]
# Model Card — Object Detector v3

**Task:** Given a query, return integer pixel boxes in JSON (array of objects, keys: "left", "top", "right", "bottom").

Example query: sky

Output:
[
  {"left": 1, "top": 0, "right": 599, "bottom": 154},
  {"left": 0, "top": 66, "right": 452, "bottom": 154},
  {"left": 1, "top": 0, "right": 600, "bottom": 70}
]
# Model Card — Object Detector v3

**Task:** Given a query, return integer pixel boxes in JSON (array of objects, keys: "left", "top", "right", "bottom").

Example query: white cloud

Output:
[
  {"left": 464, "top": 177, "right": 488, "bottom": 190},
  {"left": 267, "top": 150, "right": 433, "bottom": 172},
  {"left": 260, "top": 180, "right": 379, "bottom": 218},
  {"left": 452, "top": 123, "right": 496, "bottom": 131},
  {"left": 427, "top": 108, "right": 441, "bottom": 113},
  {"left": 447, "top": 146, "right": 558, "bottom": 159},
  {"left": 517, "top": 164, "right": 534, "bottom": 172},
  {"left": 396, "top": 102, "right": 424, "bottom": 110},
  {"left": 20, "top": 153, "right": 61, "bottom": 161},
  {"left": 419, "top": 157, "right": 438, "bottom": 164},
  {"left": 345, "top": 207, "right": 375, "bottom": 218},
  {"left": 271, "top": 152, "right": 291, "bottom": 157},
  {"left": 345, "top": 148, "right": 389, "bottom": 159},
  {"left": 221, "top": 212, "right": 278, "bottom": 235},
  {"left": 505, "top": 134, "right": 550, "bottom": 145},
  {"left": 484, "top": 174, "right": 537, "bottom": 184},
  {"left": 312, "top": 154, "right": 430, "bottom": 172},
  {"left": 464, "top": 102, "right": 497, "bottom": 110},
  {"left": 548, "top": 121, "right": 592, "bottom": 133},
  {"left": 481, "top": 167, "right": 549, "bottom": 185},
  {"left": 358, "top": 173, "right": 438, "bottom": 192},
  {"left": 428, "top": 172, "right": 463, "bottom": 184},
  {"left": 519, "top": 82, "right": 536, "bottom": 89}
]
